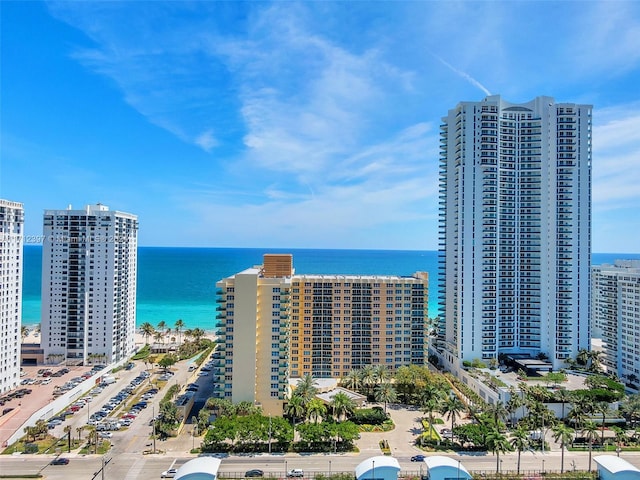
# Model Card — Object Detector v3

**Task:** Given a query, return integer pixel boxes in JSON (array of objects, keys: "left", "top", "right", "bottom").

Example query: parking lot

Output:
[{"left": 0, "top": 363, "right": 98, "bottom": 447}]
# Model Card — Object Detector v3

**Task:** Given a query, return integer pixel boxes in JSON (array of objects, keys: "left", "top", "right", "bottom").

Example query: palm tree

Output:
[
  {"left": 588, "top": 350, "right": 603, "bottom": 372},
  {"left": 620, "top": 394, "right": 640, "bottom": 426},
  {"left": 63, "top": 425, "right": 72, "bottom": 452},
  {"left": 486, "top": 401, "right": 509, "bottom": 428},
  {"left": 140, "top": 322, "right": 155, "bottom": 345},
  {"left": 306, "top": 398, "right": 326, "bottom": 424},
  {"left": 342, "top": 370, "right": 362, "bottom": 393},
  {"left": 486, "top": 428, "right": 511, "bottom": 473},
  {"left": 373, "top": 365, "right": 391, "bottom": 385},
  {"left": 183, "top": 328, "right": 194, "bottom": 342},
  {"left": 330, "top": 391, "right": 356, "bottom": 421},
  {"left": 506, "top": 387, "right": 523, "bottom": 426},
  {"left": 419, "top": 384, "right": 445, "bottom": 437},
  {"left": 582, "top": 420, "right": 600, "bottom": 472},
  {"left": 440, "top": 395, "right": 466, "bottom": 436},
  {"left": 595, "top": 401, "right": 610, "bottom": 443},
  {"left": 552, "top": 423, "right": 575, "bottom": 473},
  {"left": 295, "top": 374, "right": 318, "bottom": 405},
  {"left": 154, "top": 331, "right": 164, "bottom": 345},
  {"left": 577, "top": 348, "right": 589, "bottom": 367},
  {"left": 21, "top": 325, "right": 29, "bottom": 342},
  {"left": 191, "top": 327, "right": 206, "bottom": 344},
  {"left": 175, "top": 319, "right": 185, "bottom": 344},
  {"left": 157, "top": 320, "right": 167, "bottom": 338},
  {"left": 555, "top": 388, "right": 572, "bottom": 420},
  {"left": 374, "top": 382, "right": 397, "bottom": 414},
  {"left": 510, "top": 426, "right": 530, "bottom": 474},
  {"left": 360, "top": 365, "right": 376, "bottom": 398},
  {"left": 285, "top": 395, "right": 306, "bottom": 440}
]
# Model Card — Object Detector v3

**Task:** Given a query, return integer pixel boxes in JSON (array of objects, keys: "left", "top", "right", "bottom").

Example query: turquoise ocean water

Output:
[{"left": 21, "top": 246, "right": 640, "bottom": 331}]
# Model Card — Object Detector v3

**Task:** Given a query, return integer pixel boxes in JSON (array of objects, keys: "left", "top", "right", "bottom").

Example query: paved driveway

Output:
[{"left": 354, "top": 403, "right": 427, "bottom": 457}]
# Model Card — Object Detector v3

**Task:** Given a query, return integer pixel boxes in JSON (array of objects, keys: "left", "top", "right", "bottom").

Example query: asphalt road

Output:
[{"left": 3, "top": 450, "right": 640, "bottom": 480}]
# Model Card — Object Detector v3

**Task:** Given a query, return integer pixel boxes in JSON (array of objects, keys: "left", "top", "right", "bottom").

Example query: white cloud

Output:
[
  {"left": 194, "top": 130, "right": 218, "bottom": 152},
  {"left": 592, "top": 104, "right": 640, "bottom": 211},
  {"left": 570, "top": 2, "right": 640, "bottom": 75}
]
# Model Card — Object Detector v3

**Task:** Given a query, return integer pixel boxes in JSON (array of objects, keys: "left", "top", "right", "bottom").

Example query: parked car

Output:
[
  {"left": 245, "top": 470, "right": 264, "bottom": 477},
  {"left": 411, "top": 455, "right": 426, "bottom": 462},
  {"left": 161, "top": 468, "right": 178, "bottom": 478},
  {"left": 50, "top": 457, "right": 70, "bottom": 465},
  {"left": 287, "top": 470, "right": 304, "bottom": 478},
  {"left": 98, "top": 431, "right": 113, "bottom": 439}
]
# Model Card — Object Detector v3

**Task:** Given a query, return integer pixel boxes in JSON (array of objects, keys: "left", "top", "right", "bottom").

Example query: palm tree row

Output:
[{"left": 138, "top": 319, "right": 191, "bottom": 346}]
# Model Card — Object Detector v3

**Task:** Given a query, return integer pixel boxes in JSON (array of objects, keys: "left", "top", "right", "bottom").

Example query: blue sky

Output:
[{"left": 1, "top": 1, "right": 639, "bottom": 252}]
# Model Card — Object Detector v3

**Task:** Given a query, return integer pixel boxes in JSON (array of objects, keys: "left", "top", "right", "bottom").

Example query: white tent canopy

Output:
[
  {"left": 355, "top": 456, "right": 401, "bottom": 480},
  {"left": 423, "top": 456, "right": 472, "bottom": 480},
  {"left": 175, "top": 457, "right": 222, "bottom": 480},
  {"left": 595, "top": 456, "right": 640, "bottom": 480}
]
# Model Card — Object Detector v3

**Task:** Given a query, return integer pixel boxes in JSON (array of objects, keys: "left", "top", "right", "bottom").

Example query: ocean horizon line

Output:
[{"left": 22, "top": 244, "right": 640, "bottom": 256}]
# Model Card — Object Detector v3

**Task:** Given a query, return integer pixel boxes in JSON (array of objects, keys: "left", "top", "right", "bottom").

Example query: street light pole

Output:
[
  {"left": 329, "top": 460, "right": 331, "bottom": 477},
  {"left": 457, "top": 460, "right": 460, "bottom": 480},
  {"left": 152, "top": 405, "right": 156, "bottom": 454},
  {"left": 372, "top": 460, "right": 375, "bottom": 480},
  {"left": 268, "top": 414, "right": 272, "bottom": 455}
]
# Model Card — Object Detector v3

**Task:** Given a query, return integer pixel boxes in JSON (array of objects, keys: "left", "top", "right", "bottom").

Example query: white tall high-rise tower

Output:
[
  {"left": 41, "top": 204, "right": 138, "bottom": 365},
  {"left": 0, "top": 200, "right": 24, "bottom": 393},
  {"left": 436, "top": 95, "right": 592, "bottom": 371}
]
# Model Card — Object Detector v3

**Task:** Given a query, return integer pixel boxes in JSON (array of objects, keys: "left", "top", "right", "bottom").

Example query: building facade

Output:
[
  {"left": 592, "top": 260, "right": 640, "bottom": 385},
  {"left": 436, "top": 95, "right": 592, "bottom": 371},
  {"left": 0, "top": 200, "right": 24, "bottom": 393},
  {"left": 41, "top": 204, "right": 138, "bottom": 365},
  {"left": 214, "top": 254, "right": 429, "bottom": 415}
]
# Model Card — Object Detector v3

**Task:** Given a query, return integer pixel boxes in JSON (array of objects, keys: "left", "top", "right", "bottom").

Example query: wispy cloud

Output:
[
  {"left": 194, "top": 130, "right": 218, "bottom": 152},
  {"left": 592, "top": 103, "right": 640, "bottom": 210}
]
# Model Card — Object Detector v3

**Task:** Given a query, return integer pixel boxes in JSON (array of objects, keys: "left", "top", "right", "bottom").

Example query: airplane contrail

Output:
[{"left": 432, "top": 53, "right": 492, "bottom": 96}]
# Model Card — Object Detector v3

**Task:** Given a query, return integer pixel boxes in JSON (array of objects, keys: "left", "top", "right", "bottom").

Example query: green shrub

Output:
[{"left": 352, "top": 407, "right": 387, "bottom": 425}]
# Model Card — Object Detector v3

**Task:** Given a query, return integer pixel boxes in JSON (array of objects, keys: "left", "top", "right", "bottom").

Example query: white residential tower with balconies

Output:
[
  {"left": 436, "top": 95, "right": 592, "bottom": 371},
  {"left": 0, "top": 200, "right": 24, "bottom": 393},
  {"left": 41, "top": 204, "right": 138, "bottom": 365}
]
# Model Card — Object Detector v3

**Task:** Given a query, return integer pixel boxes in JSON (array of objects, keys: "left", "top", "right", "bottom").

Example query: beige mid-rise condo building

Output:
[{"left": 214, "top": 254, "right": 429, "bottom": 415}]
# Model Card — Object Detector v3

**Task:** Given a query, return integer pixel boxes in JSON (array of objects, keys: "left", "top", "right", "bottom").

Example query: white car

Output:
[
  {"left": 287, "top": 470, "right": 304, "bottom": 478},
  {"left": 98, "top": 431, "right": 113, "bottom": 439},
  {"left": 161, "top": 469, "right": 178, "bottom": 478}
]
